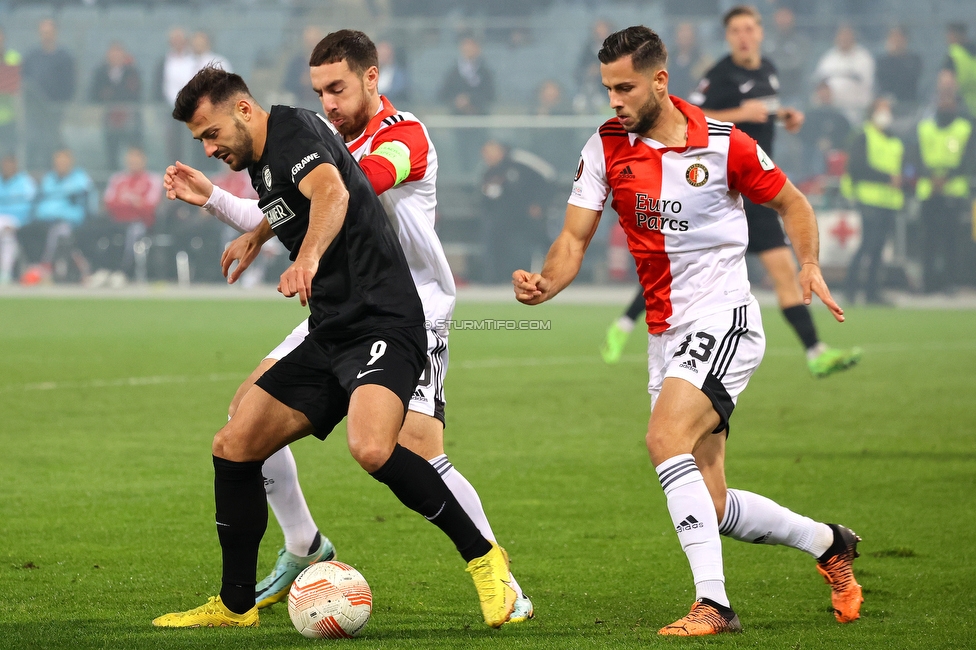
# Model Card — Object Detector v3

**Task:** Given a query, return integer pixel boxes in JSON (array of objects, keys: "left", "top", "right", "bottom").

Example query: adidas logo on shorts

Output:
[{"left": 677, "top": 359, "right": 698, "bottom": 373}]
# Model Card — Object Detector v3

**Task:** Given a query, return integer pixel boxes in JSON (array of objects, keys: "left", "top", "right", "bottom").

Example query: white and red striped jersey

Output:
[
  {"left": 570, "top": 96, "right": 787, "bottom": 334},
  {"left": 347, "top": 96, "right": 456, "bottom": 328}
]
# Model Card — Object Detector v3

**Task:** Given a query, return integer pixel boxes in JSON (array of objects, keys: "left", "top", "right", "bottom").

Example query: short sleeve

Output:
[
  {"left": 368, "top": 120, "right": 430, "bottom": 185},
  {"left": 568, "top": 132, "right": 609, "bottom": 211},
  {"left": 281, "top": 134, "right": 338, "bottom": 188},
  {"left": 726, "top": 126, "right": 787, "bottom": 205}
]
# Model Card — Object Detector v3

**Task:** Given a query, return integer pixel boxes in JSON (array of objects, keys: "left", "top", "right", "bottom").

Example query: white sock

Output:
[
  {"left": 806, "top": 341, "right": 828, "bottom": 361},
  {"left": 720, "top": 488, "right": 834, "bottom": 558},
  {"left": 655, "top": 454, "right": 728, "bottom": 607},
  {"left": 263, "top": 445, "right": 320, "bottom": 557},
  {"left": 616, "top": 316, "right": 635, "bottom": 334},
  {"left": 430, "top": 454, "right": 525, "bottom": 599}
]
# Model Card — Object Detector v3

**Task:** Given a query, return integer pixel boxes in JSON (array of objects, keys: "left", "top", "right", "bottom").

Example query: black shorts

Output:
[
  {"left": 744, "top": 199, "right": 789, "bottom": 253},
  {"left": 255, "top": 325, "right": 426, "bottom": 439}
]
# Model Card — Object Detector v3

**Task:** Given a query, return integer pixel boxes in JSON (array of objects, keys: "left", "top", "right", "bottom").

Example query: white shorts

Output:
[
  {"left": 266, "top": 319, "right": 448, "bottom": 423},
  {"left": 648, "top": 298, "right": 765, "bottom": 433}
]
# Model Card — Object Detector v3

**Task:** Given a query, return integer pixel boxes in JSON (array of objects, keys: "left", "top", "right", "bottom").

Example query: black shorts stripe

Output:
[
  {"left": 709, "top": 305, "right": 748, "bottom": 381},
  {"left": 429, "top": 332, "right": 447, "bottom": 403}
]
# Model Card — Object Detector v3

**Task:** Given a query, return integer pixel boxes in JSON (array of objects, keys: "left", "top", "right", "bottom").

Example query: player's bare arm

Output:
[
  {"left": 222, "top": 219, "right": 274, "bottom": 284},
  {"left": 514, "top": 204, "right": 601, "bottom": 305},
  {"left": 164, "top": 160, "right": 214, "bottom": 206},
  {"left": 702, "top": 99, "right": 769, "bottom": 125},
  {"left": 281, "top": 162, "right": 349, "bottom": 306},
  {"left": 763, "top": 181, "right": 844, "bottom": 322}
]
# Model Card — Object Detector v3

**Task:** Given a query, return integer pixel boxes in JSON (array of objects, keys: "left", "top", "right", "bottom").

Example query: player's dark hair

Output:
[
  {"left": 723, "top": 5, "right": 762, "bottom": 28},
  {"left": 597, "top": 26, "right": 667, "bottom": 72},
  {"left": 309, "top": 29, "right": 378, "bottom": 76},
  {"left": 172, "top": 65, "right": 253, "bottom": 122}
]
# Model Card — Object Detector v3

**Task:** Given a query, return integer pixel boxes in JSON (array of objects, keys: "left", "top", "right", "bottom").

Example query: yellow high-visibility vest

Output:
[
  {"left": 949, "top": 43, "right": 976, "bottom": 117},
  {"left": 916, "top": 116, "right": 972, "bottom": 200},
  {"left": 841, "top": 123, "right": 904, "bottom": 210}
]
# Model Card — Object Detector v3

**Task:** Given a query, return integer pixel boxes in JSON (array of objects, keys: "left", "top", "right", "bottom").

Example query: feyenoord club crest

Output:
[
  {"left": 685, "top": 163, "right": 708, "bottom": 187},
  {"left": 263, "top": 166, "right": 273, "bottom": 190}
]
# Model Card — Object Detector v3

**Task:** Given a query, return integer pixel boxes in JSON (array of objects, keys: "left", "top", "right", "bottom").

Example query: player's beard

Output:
[
  {"left": 623, "top": 93, "right": 663, "bottom": 135},
  {"left": 221, "top": 118, "right": 255, "bottom": 171},
  {"left": 332, "top": 87, "right": 372, "bottom": 141}
]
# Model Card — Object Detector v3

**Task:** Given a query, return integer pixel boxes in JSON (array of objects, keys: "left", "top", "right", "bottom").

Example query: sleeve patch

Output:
[
  {"left": 756, "top": 144, "right": 775, "bottom": 171},
  {"left": 371, "top": 140, "right": 412, "bottom": 186},
  {"left": 290, "top": 152, "right": 321, "bottom": 183}
]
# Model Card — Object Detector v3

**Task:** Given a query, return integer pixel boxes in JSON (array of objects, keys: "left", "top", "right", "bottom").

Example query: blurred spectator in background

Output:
[
  {"left": 102, "top": 147, "right": 161, "bottom": 280},
  {"left": 667, "top": 22, "right": 713, "bottom": 100},
  {"left": 573, "top": 19, "right": 612, "bottom": 113},
  {"left": 376, "top": 40, "right": 411, "bottom": 107},
  {"left": 439, "top": 35, "right": 495, "bottom": 115},
  {"left": 159, "top": 27, "right": 194, "bottom": 107},
  {"left": 479, "top": 139, "right": 554, "bottom": 283},
  {"left": 440, "top": 35, "right": 495, "bottom": 173},
  {"left": 90, "top": 42, "right": 143, "bottom": 171},
  {"left": 0, "top": 27, "right": 22, "bottom": 158},
  {"left": 875, "top": 26, "right": 922, "bottom": 116},
  {"left": 842, "top": 96, "right": 904, "bottom": 304},
  {"left": 0, "top": 154, "right": 35, "bottom": 284},
  {"left": 158, "top": 27, "right": 196, "bottom": 166},
  {"left": 188, "top": 31, "right": 232, "bottom": 171},
  {"left": 813, "top": 24, "right": 874, "bottom": 125},
  {"left": 801, "top": 81, "right": 851, "bottom": 179},
  {"left": 911, "top": 72, "right": 976, "bottom": 294},
  {"left": 534, "top": 79, "right": 571, "bottom": 116},
  {"left": 22, "top": 19, "right": 75, "bottom": 171},
  {"left": 21, "top": 149, "right": 94, "bottom": 282},
  {"left": 765, "top": 7, "right": 812, "bottom": 105},
  {"left": 529, "top": 79, "right": 579, "bottom": 173},
  {"left": 284, "top": 25, "right": 323, "bottom": 110},
  {"left": 943, "top": 23, "right": 976, "bottom": 118},
  {"left": 190, "top": 31, "right": 232, "bottom": 73}
]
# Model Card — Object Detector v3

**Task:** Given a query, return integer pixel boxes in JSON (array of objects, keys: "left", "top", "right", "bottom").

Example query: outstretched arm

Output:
[
  {"left": 164, "top": 161, "right": 263, "bottom": 232},
  {"left": 513, "top": 204, "right": 602, "bottom": 305},
  {"left": 764, "top": 180, "right": 844, "bottom": 322}
]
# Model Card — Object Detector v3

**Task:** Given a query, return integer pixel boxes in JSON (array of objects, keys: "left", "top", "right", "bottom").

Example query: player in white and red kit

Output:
[
  {"left": 164, "top": 30, "right": 530, "bottom": 626},
  {"left": 514, "top": 26, "right": 862, "bottom": 636}
]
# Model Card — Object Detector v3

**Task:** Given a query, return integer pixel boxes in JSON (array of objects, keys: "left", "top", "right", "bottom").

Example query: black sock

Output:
[
  {"left": 213, "top": 456, "right": 267, "bottom": 615},
  {"left": 625, "top": 289, "right": 645, "bottom": 321},
  {"left": 370, "top": 444, "right": 491, "bottom": 562},
  {"left": 781, "top": 304, "right": 820, "bottom": 350}
]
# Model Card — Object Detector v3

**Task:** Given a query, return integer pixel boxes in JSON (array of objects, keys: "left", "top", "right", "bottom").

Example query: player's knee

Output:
[
  {"left": 348, "top": 435, "right": 395, "bottom": 473},
  {"left": 212, "top": 425, "right": 258, "bottom": 462}
]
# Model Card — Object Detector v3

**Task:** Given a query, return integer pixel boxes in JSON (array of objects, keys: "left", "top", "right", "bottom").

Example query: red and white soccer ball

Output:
[{"left": 288, "top": 561, "right": 372, "bottom": 639}]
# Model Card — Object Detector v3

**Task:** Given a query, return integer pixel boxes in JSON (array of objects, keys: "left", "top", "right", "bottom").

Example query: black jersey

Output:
[
  {"left": 689, "top": 55, "right": 780, "bottom": 154},
  {"left": 248, "top": 105, "right": 423, "bottom": 338}
]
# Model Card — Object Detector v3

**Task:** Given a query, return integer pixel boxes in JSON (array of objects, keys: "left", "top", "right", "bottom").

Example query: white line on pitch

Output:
[{"left": 4, "top": 340, "right": 974, "bottom": 393}]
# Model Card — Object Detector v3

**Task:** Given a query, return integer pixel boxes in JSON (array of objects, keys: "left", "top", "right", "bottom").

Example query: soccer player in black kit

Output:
[
  {"left": 152, "top": 67, "right": 516, "bottom": 629},
  {"left": 690, "top": 5, "right": 861, "bottom": 378}
]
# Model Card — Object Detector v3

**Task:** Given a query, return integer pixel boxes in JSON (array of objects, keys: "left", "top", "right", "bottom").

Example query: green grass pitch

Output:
[{"left": 1, "top": 296, "right": 974, "bottom": 649}]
